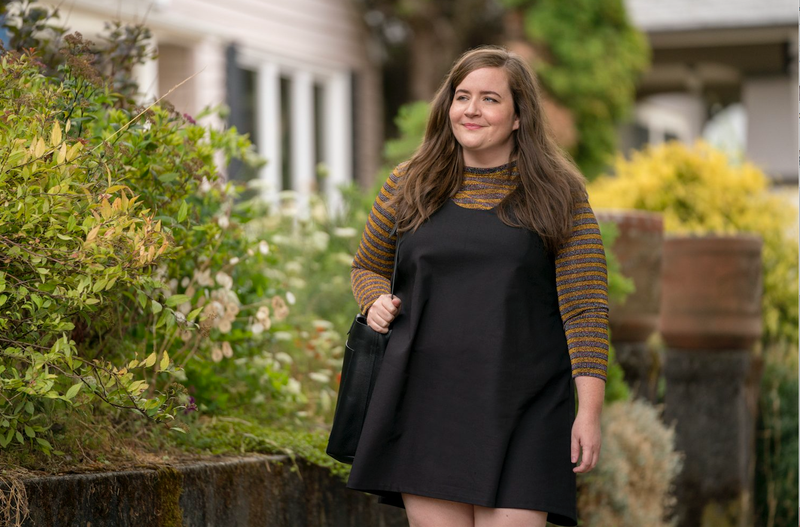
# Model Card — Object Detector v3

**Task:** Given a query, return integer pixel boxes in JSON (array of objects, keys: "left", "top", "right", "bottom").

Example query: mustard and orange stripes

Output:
[{"left": 351, "top": 163, "right": 610, "bottom": 381}]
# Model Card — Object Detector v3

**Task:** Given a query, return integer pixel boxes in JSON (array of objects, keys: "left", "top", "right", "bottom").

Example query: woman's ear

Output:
[{"left": 513, "top": 115, "right": 520, "bottom": 131}]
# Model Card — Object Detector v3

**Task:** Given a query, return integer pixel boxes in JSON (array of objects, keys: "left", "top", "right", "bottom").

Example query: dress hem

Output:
[{"left": 345, "top": 481, "right": 577, "bottom": 527}]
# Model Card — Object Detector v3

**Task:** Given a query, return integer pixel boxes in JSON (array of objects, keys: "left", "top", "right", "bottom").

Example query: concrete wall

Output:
[{"left": 17, "top": 456, "right": 407, "bottom": 527}]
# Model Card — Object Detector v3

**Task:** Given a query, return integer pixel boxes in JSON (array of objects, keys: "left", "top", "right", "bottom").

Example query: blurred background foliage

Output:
[
  {"left": 588, "top": 141, "right": 799, "bottom": 527},
  {"left": 499, "top": 0, "right": 650, "bottom": 178},
  {"left": 589, "top": 141, "right": 799, "bottom": 347}
]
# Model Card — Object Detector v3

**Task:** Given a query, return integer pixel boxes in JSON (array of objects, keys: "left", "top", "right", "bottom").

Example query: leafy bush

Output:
[
  {"left": 0, "top": 51, "right": 183, "bottom": 452},
  {"left": 589, "top": 140, "right": 799, "bottom": 347},
  {"left": 599, "top": 221, "right": 634, "bottom": 404},
  {"left": 755, "top": 342, "right": 798, "bottom": 527},
  {"left": 499, "top": 0, "right": 651, "bottom": 178},
  {"left": 383, "top": 101, "right": 429, "bottom": 170},
  {"left": 0, "top": 0, "right": 155, "bottom": 97},
  {"left": 0, "top": 38, "right": 333, "bottom": 453},
  {"left": 577, "top": 398, "right": 682, "bottom": 526},
  {"left": 0, "top": 23, "right": 374, "bottom": 460}
]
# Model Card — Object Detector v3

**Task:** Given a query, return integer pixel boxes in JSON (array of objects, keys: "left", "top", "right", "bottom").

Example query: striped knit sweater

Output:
[{"left": 351, "top": 162, "right": 610, "bottom": 381}]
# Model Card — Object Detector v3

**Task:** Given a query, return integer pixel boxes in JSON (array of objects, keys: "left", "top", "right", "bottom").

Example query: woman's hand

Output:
[
  {"left": 571, "top": 410, "right": 602, "bottom": 473},
  {"left": 366, "top": 294, "right": 402, "bottom": 334},
  {"left": 571, "top": 376, "right": 604, "bottom": 473}
]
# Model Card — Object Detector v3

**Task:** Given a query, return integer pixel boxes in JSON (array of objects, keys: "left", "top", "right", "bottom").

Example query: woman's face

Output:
[{"left": 449, "top": 67, "right": 519, "bottom": 168}]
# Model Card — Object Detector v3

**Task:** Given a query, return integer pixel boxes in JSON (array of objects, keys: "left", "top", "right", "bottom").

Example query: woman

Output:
[{"left": 346, "top": 46, "right": 608, "bottom": 527}]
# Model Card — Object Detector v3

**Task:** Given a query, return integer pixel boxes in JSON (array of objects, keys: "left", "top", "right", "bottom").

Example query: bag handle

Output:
[{"left": 389, "top": 224, "right": 400, "bottom": 296}]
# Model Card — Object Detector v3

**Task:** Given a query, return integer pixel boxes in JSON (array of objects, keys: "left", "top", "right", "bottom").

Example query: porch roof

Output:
[{"left": 624, "top": 0, "right": 796, "bottom": 33}]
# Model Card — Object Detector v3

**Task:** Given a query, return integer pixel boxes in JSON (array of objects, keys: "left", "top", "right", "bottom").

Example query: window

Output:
[
  {"left": 235, "top": 48, "right": 353, "bottom": 209},
  {"left": 280, "top": 76, "right": 293, "bottom": 192},
  {"left": 313, "top": 82, "right": 327, "bottom": 194}
]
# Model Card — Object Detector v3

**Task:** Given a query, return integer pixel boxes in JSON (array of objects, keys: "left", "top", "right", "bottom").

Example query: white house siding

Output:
[
  {"left": 41, "top": 0, "right": 383, "bottom": 207},
  {"left": 743, "top": 76, "right": 798, "bottom": 184}
]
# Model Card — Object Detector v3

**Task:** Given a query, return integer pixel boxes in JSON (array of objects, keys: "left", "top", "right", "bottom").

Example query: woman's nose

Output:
[{"left": 465, "top": 99, "right": 480, "bottom": 116}]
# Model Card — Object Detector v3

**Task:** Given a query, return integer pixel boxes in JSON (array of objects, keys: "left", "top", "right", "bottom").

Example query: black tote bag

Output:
[{"left": 326, "top": 228, "right": 399, "bottom": 464}]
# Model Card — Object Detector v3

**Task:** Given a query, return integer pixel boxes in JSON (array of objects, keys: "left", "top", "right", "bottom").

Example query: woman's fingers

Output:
[
  {"left": 572, "top": 440, "right": 600, "bottom": 473},
  {"left": 571, "top": 415, "right": 601, "bottom": 473},
  {"left": 367, "top": 295, "right": 401, "bottom": 333}
]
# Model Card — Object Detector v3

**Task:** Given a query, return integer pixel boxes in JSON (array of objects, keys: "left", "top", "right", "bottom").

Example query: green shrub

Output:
[
  {"left": 0, "top": 37, "right": 387, "bottom": 457},
  {"left": 499, "top": 0, "right": 651, "bottom": 178},
  {"left": 0, "top": 52, "right": 181, "bottom": 452},
  {"left": 755, "top": 343, "right": 798, "bottom": 527},
  {"left": 0, "top": 43, "right": 305, "bottom": 452},
  {"left": 599, "top": 221, "right": 634, "bottom": 404},
  {"left": 383, "top": 100, "right": 429, "bottom": 170}
]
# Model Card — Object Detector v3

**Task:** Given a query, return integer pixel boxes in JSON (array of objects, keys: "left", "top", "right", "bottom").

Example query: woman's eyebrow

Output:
[{"left": 454, "top": 89, "right": 503, "bottom": 98}]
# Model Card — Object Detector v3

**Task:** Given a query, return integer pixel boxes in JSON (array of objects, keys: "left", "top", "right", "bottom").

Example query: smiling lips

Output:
[{"left": 463, "top": 123, "right": 483, "bottom": 130}]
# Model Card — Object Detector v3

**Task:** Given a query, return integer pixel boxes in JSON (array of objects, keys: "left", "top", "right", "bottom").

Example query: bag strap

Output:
[{"left": 389, "top": 224, "right": 400, "bottom": 296}]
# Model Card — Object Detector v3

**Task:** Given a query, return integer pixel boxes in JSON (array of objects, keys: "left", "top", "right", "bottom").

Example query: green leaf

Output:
[
  {"left": 92, "top": 278, "right": 108, "bottom": 293},
  {"left": 24, "top": 425, "right": 35, "bottom": 438},
  {"left": 178, "top": 200, "right": 189, "bottom": 222},
  {"left": 128, "top": 380, "right": 147, "bottom": 393},
  {"left": 0, "top": 295, "right": 7, "bottom": 307},
  {"left": 31, "top": 294, "right": 42, "bottom": 309},
  {"left": 160, "top": 351, "right": 170, "bottom": 371},
  {"left": 15, "top": 431, "right": 24, "bottom": 444},
  {"left": 36, "top": 437, "right": 52, "bottom": 450},
  {"left": 144, "top": 352, "right": 157, "bottom": 368},
  {"left": 158, "top": 172, "right": 179, "bottom": 183},
  {"left": 25, "top": 401, "right": 34, "bottom": 415},
  {"left": 165, "top": 294, "right": 190, "bottom": 307},
  {"left": 151, "top": 300, "right": 162, "bottom": 314},
  {"left": 0, "top": 428, "right": 13, "bottom": 448},
  {"left": 137, "top": 291, "right": 147, "bottom": 309},
  {"left": 51, "top": 121, "right": 62, "bottom": 146},
  {"left": 187, "top": 307, "right": 203, "bottom": 321},
  {"left": 65, "top": 383, "right": 82, "bottom": 400},
  {"left": 155, "top": 310, "right": 169, "bottom": 329}
]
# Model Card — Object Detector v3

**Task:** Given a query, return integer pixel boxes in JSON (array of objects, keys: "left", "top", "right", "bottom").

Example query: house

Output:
[
  {"left": 39, "top": 0, "right": 384, "bottom": 211},
  {"left": 622, "top": 0, "right": 797, "bottom": 189}
]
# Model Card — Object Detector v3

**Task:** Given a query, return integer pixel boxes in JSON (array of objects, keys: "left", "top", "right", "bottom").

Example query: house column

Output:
[
  {"left": 325, "top": 72, "right": 353, "bottom": 215},
  {"left": 257, "top": 62, "right": 281, "bottom": 201},
  {"left": 193, "top": 37, "right": 226, "bottom": 131},
  {"left": 133, "top": 38, "right": 159, "bottom": 104},
  {"left": 291, "top": 70, "right": 315, "bottom": 214}
]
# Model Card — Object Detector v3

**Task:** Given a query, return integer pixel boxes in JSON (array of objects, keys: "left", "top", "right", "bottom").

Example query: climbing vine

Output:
[{"left": 501, "top": 0, "right": 650, "bottom": 178}]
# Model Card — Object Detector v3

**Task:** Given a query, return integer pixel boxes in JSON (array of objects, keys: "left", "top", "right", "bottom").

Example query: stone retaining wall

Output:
[{"left": 16, "top": 456, "right": 408, "bottom": 526}]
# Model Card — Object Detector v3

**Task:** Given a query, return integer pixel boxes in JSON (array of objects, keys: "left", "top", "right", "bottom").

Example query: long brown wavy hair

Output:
[{"left": 388, "top": 46, "right": 587, "bottom": 253}]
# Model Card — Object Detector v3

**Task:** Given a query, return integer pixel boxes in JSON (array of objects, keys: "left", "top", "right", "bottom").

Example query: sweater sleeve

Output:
[
  {"left": 555, "top": 200, "right": 610, "bottom": 381},
  {"left": 350, "top": 166, "right": 403, "bottom": 314}
]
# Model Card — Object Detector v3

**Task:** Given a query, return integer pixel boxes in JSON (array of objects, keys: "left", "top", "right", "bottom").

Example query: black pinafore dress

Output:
[{"left": 346, "top": 199, "right": 577, "bottom": 526}]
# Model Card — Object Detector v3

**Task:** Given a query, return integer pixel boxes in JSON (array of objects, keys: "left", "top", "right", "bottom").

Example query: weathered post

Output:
[
  {"left": 597, "top": 210, "right": 664, "bottom": 402},
  {"left": 660, "top": 235, "right": 763, "bottom": 527}
]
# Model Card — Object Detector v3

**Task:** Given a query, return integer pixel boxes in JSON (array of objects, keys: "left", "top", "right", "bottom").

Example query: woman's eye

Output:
[{"left": 484, "top": 97, "right": 497, "bottom": 103}]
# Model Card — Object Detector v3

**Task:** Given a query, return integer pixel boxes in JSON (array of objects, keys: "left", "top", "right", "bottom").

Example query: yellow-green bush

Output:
[{"left": 588, "top": 141, "right": 799, "bottom": 346}]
